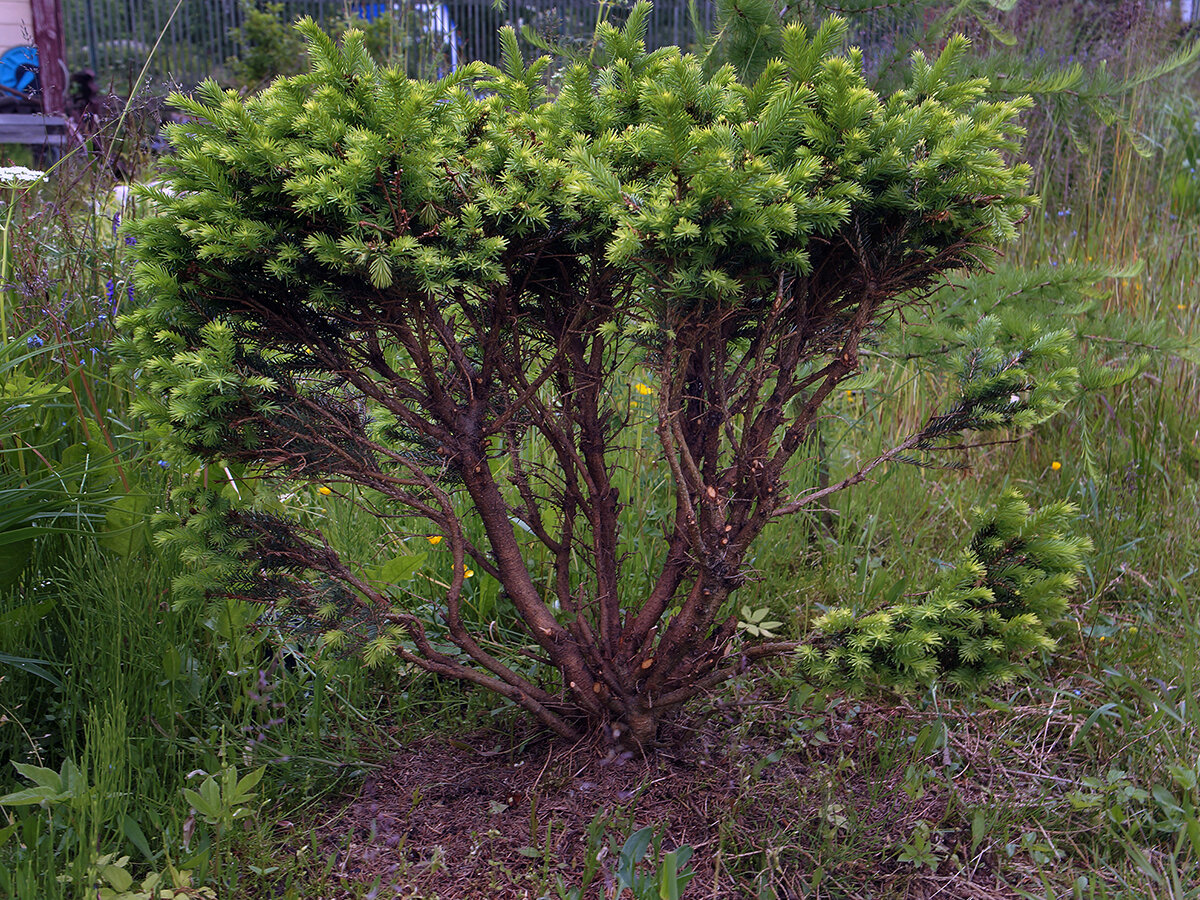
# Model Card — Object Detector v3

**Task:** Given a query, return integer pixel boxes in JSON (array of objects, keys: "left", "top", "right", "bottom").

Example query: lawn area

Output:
[{"left": 2, "top": 2, "right": 1199, "bottom": 898}]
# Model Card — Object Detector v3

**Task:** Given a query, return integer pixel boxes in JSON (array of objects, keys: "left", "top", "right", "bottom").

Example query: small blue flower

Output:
[
  {"left": 127, "top": 285, "right": 135, "bottom": 305},
  {"left": 105, "top": 279, "right": 114, "bottom": 300},
  {"left": 157, "top": 459, "right": 171, "bottom": 468},
  {"left": 26, "top": 334, "right": 44, "bottom": 348},
  {"left": 112, "top": 213, "right": 120, "bottom": 237},
  {"left": 125, "top": 235, "right": 136, "bottom": 246}
]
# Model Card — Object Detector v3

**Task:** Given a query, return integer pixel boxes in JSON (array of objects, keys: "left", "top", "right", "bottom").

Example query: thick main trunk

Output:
[{"left": 617, "top": 702, "right": 660, "bottom": 748}]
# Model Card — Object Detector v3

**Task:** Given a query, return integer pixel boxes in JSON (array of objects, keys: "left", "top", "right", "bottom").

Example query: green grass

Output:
[{"left": 3, "top": 4, "right": 1200, "bottom": 897}]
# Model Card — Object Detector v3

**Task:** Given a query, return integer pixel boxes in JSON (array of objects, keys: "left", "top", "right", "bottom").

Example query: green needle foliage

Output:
[
  {"left": 799, "top": 490, "right": 1092, "bottom": 688},
  {"left": 120, "top": 5, "right": 1082, "bottom": 746}
]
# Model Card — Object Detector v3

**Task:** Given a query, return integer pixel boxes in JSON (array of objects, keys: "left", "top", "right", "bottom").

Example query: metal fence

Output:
[{"left": 61, "top": 0, "right": 715, "bottom": 89}]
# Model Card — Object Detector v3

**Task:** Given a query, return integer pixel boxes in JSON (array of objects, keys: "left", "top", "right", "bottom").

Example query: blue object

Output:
[
  {"left": 0, "top": 46, "right": 39, "bottom": 93},
  {"left": 352, "top": 4, "right": 459, "bottom": 72},
  {"left": 356, "top": 3, "right": 387, "bottom": 20},
  {"left": 352, "top": 2, "right": 386, "bottom": 19}
]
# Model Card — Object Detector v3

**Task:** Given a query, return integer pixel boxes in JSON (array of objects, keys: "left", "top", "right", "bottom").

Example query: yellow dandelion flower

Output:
[
  {"left": 1087, "top": 256, "right": 1093, "bottom": 262},
  {"left": 634, "top": 382, "right": 653, "bottom": 396},
  {"left": 427, "top": 535, "right": 442, "bottom": 545},
  {"left": 317, "top": 486, "right": 332, "bottom": 495},
  {"left": 1178, "top": 304, "right": 1187, "bottom": 311},
  {"left": 1098, "top": 635, "right": 1106, "bottom": 642},
  {"left": 630, "top": 400, "right": 639, "bottom": 408},
  {"left": 464, "top": 568, "right": 474, "bottom": 579},
  {"left": 1051, "top": 461, "right": 1062, "bottom": 471}
]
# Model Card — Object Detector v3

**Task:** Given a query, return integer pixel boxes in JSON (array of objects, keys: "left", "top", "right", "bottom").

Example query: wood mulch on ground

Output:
[{"left": 280, "top": 684, "right": 1069, "bottom": 898}]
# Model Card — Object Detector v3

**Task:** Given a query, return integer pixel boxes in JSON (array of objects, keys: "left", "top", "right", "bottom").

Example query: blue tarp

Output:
[
  {"left": 353, "top": 3, "right": 459, "bottom": 71},
  {"left": 0, "top": 46, "right": 39, "bottom": 93}
]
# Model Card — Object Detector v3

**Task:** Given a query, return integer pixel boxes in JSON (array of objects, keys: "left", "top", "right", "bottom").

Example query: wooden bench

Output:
[{"left": 0, "top": 112, "right": 68, "bottom": 162}]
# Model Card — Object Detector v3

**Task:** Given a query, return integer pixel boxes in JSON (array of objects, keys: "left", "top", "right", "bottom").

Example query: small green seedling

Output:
[{"left": 614, "top": 825, "right": 695, "bottom": 900}]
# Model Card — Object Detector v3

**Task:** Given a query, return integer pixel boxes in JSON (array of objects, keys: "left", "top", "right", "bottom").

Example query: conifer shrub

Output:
[{"left": 120, "top": 5, "right": 1087, "bottom": 745}]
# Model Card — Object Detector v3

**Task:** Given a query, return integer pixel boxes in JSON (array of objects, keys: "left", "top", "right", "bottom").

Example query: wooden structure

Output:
[
  {"left": 0, "top": 111, "right": 65, "bottom": 145},
  {"left": 0, "top": 0, "right": 66, "bottom": 155},
  {"left": 0, "top": 0, "right": 32, "bottom": 50},
  {"left": 30, "top": 0, "right": 67, "bottom": 117},
  {"left": 1, "top": 0, "right": 67, "bottom": 113}
]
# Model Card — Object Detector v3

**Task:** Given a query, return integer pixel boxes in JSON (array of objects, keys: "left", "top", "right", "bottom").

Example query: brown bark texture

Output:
[{"left": 215, "top": 218, "right": 977, "bottom": 747}]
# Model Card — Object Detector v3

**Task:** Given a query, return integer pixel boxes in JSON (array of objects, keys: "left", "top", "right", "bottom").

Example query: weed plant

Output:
[{"left": 0, "top": 112, "right": 417, "bottom": 897}]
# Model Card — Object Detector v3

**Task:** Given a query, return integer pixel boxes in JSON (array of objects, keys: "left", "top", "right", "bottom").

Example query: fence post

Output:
[{"left": 31, "top": 0, "right": 69, "bottom": 116}]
